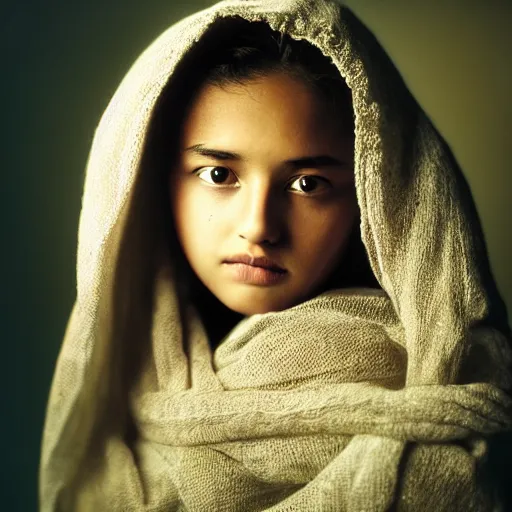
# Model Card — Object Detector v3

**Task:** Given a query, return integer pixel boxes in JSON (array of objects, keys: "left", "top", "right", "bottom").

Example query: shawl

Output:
[{"left": 40, "top": 0, "right": 512, "bottom": 510}]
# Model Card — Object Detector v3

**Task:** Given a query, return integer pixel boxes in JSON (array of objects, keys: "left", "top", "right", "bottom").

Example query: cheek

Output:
[
  {"left": 293, "top": 198, "right": 358, "bottom": 265},
  {"left": 170, "top": 180, "right": 197, "bottom": 249},
  {"left": 170, "top": 180, "right": 222, "bottom": 253}
]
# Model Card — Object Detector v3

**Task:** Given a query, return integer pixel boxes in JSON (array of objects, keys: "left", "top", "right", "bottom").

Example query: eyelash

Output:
[{"left": 193, "top": 166, "right": 332, "bottom": 195}]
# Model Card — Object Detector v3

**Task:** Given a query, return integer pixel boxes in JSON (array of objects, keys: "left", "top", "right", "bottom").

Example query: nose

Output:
[{"left": 237, "top": 181, "right": 282, "bottom": 246}]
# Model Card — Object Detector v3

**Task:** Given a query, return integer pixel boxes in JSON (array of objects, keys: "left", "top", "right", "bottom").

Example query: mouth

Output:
[
  {"left": 223, "top": 254, "right": 286, "bottom": 273},
  {"left": 222, "top": 253, "right": 287, "bottom": 286},
  {"left": 222, "top": 262, "right": 288, "bottom": 286}
]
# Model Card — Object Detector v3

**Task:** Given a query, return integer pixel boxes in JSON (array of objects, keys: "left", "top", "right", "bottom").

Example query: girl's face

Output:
[{"left": 170, "top": 71, "right": 358, "bottom": 315}]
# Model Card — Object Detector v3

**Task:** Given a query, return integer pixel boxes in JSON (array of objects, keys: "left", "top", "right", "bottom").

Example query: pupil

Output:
[
  {"left": 300, "top": 176, "right": 317, "bottom": 192},
  {"left": 211, "top": 168, "right": 228, "bottom": 183}
]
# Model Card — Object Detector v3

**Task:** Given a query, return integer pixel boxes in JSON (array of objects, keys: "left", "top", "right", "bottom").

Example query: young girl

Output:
[
  {"left": 40, "top": 1, "right": 512, "bottom": 510},
  {"left": 163, "top": 16, "right": 381, "bottom": 351}
]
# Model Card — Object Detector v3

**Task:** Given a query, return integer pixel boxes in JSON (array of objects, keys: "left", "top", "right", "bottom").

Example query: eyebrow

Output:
[{"left": 184, "top": 143, "right": 349, "bottom": 170}]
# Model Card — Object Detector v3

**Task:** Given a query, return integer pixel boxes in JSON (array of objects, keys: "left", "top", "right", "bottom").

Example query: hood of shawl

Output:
[{"left": 76, "top": 0, "right": 511, "bottom": 389}]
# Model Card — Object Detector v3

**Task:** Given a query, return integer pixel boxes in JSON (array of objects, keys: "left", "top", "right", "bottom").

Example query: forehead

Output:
[{"left": 179, "top": 72, "right": 352, "bottom": 156}]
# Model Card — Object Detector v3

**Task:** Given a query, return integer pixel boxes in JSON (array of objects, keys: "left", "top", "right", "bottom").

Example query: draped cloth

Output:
[{"left": 40, "top": 0, "right": 512, "bottom": 510}]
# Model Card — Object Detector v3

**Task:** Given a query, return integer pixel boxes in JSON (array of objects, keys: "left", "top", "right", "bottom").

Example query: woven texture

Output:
[{"left": 40, "top": 0, "right": 512, "bottom": 510}]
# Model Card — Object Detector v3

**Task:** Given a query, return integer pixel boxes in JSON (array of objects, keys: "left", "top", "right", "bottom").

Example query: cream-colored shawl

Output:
[{"left": 40, "top": 0, "right": 512, "bottom": 510}]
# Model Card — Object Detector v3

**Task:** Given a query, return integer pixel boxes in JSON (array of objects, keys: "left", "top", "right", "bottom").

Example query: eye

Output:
[
  {"left": 288, "top": 175, "right": 331, "bottom": 194},
  {"left": 196, "top": 166, "right": 238, "bottom": 186}
]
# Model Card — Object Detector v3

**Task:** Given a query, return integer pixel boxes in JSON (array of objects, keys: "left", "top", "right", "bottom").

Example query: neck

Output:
[{"left": 189, "top": 276, "right": 244, "bottom": 351}]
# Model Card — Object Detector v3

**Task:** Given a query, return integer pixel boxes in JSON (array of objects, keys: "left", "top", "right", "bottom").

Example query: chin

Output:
[
  {"left": 225, "top": 302, "right": 278, "bottom": 316},
  {"left": 220, "top": 292, "right": 297, "bottom": 316}
]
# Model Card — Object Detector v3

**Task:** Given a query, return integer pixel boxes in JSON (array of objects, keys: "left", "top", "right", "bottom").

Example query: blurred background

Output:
[{"left": 3, "top": 0, "right": 511, "bottom": 509}]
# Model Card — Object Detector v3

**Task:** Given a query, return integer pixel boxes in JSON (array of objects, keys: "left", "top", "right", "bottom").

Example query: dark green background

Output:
[{"left": 4, "top": 1, "right": 511, "bottom": 510}]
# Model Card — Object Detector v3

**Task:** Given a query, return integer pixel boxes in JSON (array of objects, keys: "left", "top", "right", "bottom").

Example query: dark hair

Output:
[{"left": 191, "top": 18, "right": 355, "bottom": 135}]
